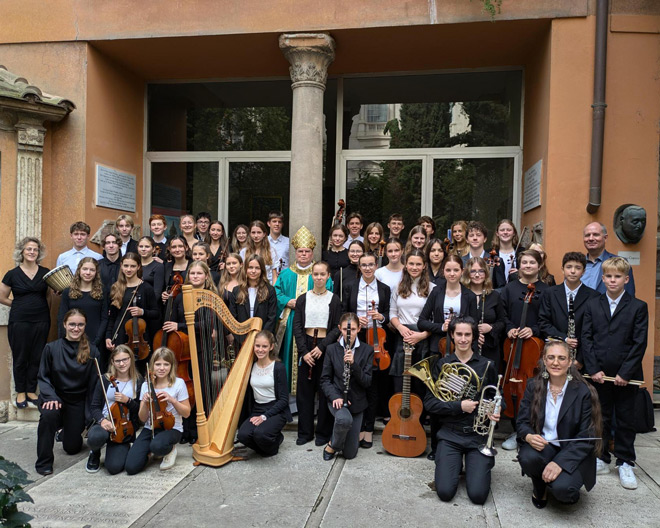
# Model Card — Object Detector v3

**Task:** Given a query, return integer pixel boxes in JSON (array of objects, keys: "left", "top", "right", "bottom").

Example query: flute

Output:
[{"left": 583, "top": 374, "right": 643, "bottom": 386}]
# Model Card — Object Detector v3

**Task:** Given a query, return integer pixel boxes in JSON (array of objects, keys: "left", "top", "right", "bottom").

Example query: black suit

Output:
[
  {"left": 538, "top": 283, "right": 599, "bottom": 365},
  {"left": 517, "top": 379, "right": 598, "bottom": 503},
  {"left": 123, "top": 238, "right": 139, "bottom": 256},
  {"left": 490, "top": 248, "right": 519, "bottom": 290},
  {"left": 229, "top": 284, "right": 278, "bottom": 344},
  {"left": 476, "top": 291, "right": 506, "bottom": 371},
  {"left": 581, "top": 292, "right": 648, "bottom": 466},
  {"left": 418, "top": 284, "right": 478, "bottom": 353},
  {"left": 501, "top": 279, "right": 548, "bottom": 337}
]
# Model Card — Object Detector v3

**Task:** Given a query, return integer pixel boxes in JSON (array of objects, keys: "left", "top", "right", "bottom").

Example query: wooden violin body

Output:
[
  {"left": 108, "top": 376, "right": 134, "bottom": 444},
  {"left": 147, "top": 367, "right": 175, "bottom": 431},
  {"left": 125, "top": 294, "right": 150, "bottom": 360},
  {"left": 367, "top": 300, "right": 390, "bottom": 370}
]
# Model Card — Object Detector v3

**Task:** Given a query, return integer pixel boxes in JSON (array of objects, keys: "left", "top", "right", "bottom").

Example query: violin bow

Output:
[{"left": 94, "top": 358, "right": 116, "bottom": 434}]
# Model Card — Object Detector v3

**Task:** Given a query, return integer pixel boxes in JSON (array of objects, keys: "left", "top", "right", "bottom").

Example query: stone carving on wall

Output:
[
  {"left": 614, "top": 204, "right": 646, "bottom": 244},
  {"left": 279, "top": 33, "right": 335, "bottom": 90}
]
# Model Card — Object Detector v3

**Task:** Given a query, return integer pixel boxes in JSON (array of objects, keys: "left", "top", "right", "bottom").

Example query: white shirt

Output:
[
  {"left": 250, "top": 361, "right": 276, "bottom": 404},
  {"left": 542, "top": 378, "right": 569, "bottom": 447},
  {"left": 268, "top": 234, "right": 290, "bottom": 270},
  {"left": 56, "top": 246, "right": 103, "bottom": 273},
  {"left": 305, "top": 290, "right": 333, "bottom": 328},
  {"left": 375, "top": 267, "right": 403, "bottom": 293},
  {"left": 443, "top": 291, "right": 462, "bottom": 320},
  {"left": 339, "top": 335, "right": 361, "bottom": 349},
  {"left": 140, "top": 378, "right": 188, "bottom": 432},
  {"left": 248, "top": 287, "right": 257, "bottom": 317},
  {"left": 390, "top": 279, "right": 435, "bottom": 325},
  {"left": 343, "top": 235, "right": 364, "bottom": 249},
  {"left": 357, "top": 278, "right": 379, "bottom": 329},
  {"left": 500, "top": 249, "right": 515, "bottom": 281},
  {"left": 564, "top": 283, "right": 582, "bottom": 310},
  {"left": 607, "top": 291, "right": 625, "bottom": 316}
]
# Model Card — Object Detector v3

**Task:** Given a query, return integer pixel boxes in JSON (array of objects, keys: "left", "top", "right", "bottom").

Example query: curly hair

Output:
[
  {"left": 69, "top": 257, "right": 104, "bottom": 300},
  {"left": 14, "top": 237, "right": 46, "bottom": 265}
]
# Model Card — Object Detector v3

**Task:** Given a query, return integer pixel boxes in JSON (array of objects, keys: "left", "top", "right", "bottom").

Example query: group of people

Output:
[{"left": 0, "top": 209, "right": 647, "bottom": 510}]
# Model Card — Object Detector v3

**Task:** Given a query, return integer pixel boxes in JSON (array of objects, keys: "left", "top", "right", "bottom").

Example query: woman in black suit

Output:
[
  {"left": 340, "top": 252, "right": 390, "bottom": 448},
  {"left": 517, "top": 341, "right": 602, "bottom": 508},
  {"left": 229, "top": 254, "right": 277, "bottom": 345},
  {"left": 237, "top": 330, "right": 292, "bottom": 457},
  {"left": 320, "top": 313, "right": 374, "bottom": 460}
]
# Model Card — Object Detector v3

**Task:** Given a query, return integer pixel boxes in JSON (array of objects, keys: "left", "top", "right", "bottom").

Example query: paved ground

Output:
[{"left": 2, "top": 413, "right": 660, "bottom": 528}]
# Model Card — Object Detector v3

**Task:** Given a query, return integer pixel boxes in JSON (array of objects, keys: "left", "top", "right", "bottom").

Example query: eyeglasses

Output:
[
  {"left": 66, "top": 323, "right": 85, "bottom": 328},
  {"left": 470, "top": 270, "right": 486, "bottom": 276},
  {"left": 360, "top": 263, "right": 376, "bottom": 269},
  {"left": 348, "top": 250, "right": 363, "bottom": 255},
  {"left": 114, "top": 358, "right": 130, "bottom": 364}
]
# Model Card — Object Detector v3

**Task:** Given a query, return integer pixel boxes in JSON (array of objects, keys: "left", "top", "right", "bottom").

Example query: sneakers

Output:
[
  {"left": 618, "top": 463, "right": 638, "bottom": 490},
  {"left": 86, "top": 450, "right": 101, "bottom": 473},
  {"left": 55, "top": 429, "right": 63, "bottom": 443},
  {"left": 502, "top": 433, "right": 517, "bottom": 451},
  {"left": 160, "top": 447, "right": 177, "bottom": 471},
  {"left": 596, "top": 459, "right": 610, "bottom": 475}
]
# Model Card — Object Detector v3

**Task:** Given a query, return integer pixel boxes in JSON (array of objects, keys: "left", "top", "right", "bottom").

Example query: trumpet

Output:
[
  {"left": 406, "top": 357, "right": 483, "bottom": 402},
  {"left": 475, "top": 374, "right": 503, "bottom": 457}
]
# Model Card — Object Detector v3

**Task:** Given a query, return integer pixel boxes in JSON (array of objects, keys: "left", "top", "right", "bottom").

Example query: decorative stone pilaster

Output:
[
  {"left": 279, "top": 33, "right": 335, "bottom": 259},
  {"left": 15, "top": 121, "right": 46, "bottom": 241}
]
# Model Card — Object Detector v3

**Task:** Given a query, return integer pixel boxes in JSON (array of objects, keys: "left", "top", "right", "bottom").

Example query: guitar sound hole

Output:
[{"left": 400, "top": 409, "right": 411, "bottom": 419}]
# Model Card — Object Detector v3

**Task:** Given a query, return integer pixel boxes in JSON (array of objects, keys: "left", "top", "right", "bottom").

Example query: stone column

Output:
[
  {"left": 279, "top": 33, "right": 335, "bottom": 259},
  {"left": 14, "top": 120, "right": 46, "bottom": 241}
]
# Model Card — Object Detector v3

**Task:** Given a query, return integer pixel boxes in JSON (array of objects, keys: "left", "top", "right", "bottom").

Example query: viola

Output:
[
  {"left": 125, "top": 285, "right": 150, "bottom": 360},
  {"left": 377, "top": 240, "right": 386, "bottom": 268},
  {"left": 108, "top": 376, "right": 135, "bottom": 444},
  {"left": 367, "top": 300, "right": 390, "bottom": 370},
  {"left": 502, "top": 283, "right": 544, "bottom": 420},
  {"left": 146, "top": 365, "right": 175, "bottom": 432},
  {"left": 152, "top": 273, "right": 194, "bottom": 407},
  {"left": 437, "top": 307, "right": 455, "bottom": 357}
]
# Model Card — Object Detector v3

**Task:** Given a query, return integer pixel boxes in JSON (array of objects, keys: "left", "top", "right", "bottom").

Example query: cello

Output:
[
  {"left": 124, "top": 284, "right": 150, "bottom": 361},
  {"left": 368, "top": 299, "right": 390, "bottom": 370},
  {"left": 152, "top": 273, "right": 194, "bottom": 407},
  {"left": 502, "top": 283, "right": 544, "bottom": 421}
]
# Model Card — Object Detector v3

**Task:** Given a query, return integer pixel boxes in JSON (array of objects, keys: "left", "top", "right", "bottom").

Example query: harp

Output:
[{"left": 182, "top": 285, "right": 263, "bottom": 467}]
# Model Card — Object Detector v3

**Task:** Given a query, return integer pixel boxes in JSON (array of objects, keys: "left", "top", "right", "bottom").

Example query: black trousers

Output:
[
  {"left": 9, "top": 321, "right": 49, "bottom": 393},
  {"left": 296, "top": 334, "right": 333, "bottom": 443},
  {"left": 36, "top": 399, "right": 86, "bottom": 473},
  {"left": 87, "top": 424, "right": 132, "bottom": 475},
  {"left": 125, "top": 427, "right": 182, "bottom": 475},
  {"left": 518, "top": 443, "right": 584, "bottom": 504},
  {"left": 237, "top": 402, "right": 287, "bottom": 457},
  {"left": 435, "top": 430, "right": 494, "bottom": 505},
  {"left": 594, "top": 381, "right": 638, "bottom": 466}
]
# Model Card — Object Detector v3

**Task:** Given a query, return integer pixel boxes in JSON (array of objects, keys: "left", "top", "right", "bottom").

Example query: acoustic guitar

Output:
[{"left": 382, "top": 342, "right": 427, "bottom": 457}]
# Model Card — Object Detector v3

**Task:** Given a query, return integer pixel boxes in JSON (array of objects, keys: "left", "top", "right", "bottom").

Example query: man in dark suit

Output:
[
  {"left": 539, "top": 252, "right": 599, "bottom": 367},
  {"left": 582, "top": 256, "right": 648, "bottom": 490},
  {"left": 582, "top": 222, "right": 635, "bottom": 295}
]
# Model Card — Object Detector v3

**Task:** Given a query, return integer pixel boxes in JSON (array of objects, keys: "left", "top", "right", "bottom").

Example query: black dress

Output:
[
  {"left": 474, "top": 290, "right": 506, "bottom": 371},
  {"left": 2, "top": 265, "right": 51, "bottom": 394},
  {"left": 58, "top": 289, "right": 109, "bottom": 348},
  {"left": 142, "top": 260, "right": 165, "bottom": 301},
  {"left": 106, "top": 283, "right": 160, "bottom": 352},
  {"left": 323, "top": 248, "right": 350, "bottom": 277}
]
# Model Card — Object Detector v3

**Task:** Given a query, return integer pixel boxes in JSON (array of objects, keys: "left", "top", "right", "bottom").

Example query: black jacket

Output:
[
  {"left": 341, "top": 279, "right": 391, "bottom": 329},
  {"left": 517, "top": 378, "right": 598, "bottom": 491},
  {"left": 332, "top": 264, "right": 359, "bottom": 299},
  {"left": 490, "top": 247, "right": 520, "bottom": 290},
  {"left": 418, "top": 284, "right": 478, "bottom": 353},
  {"left": 321, "top": 340, "right": 374, "bottom": 414},
  {"left": 106, "top": 283, "right": 160, "bottom": 346},
  {"left": 90, "top": 375, "right": 144, "bottom": 438},
  {"left": 476, "top": 290, "right": 506, "bottom": 359},
  {"left": 293, "top": 292, "right": 343, "bottom": 355},
  {"left": 229, "top": 284, "right": 278, "bottom": 338},
  {"left": 99, "top": 257, "right": 121, "bottom": 294},
  {"left": 241, "top": 361, "right": 293, "bottom": 423},
  {"left": 581, "top": 292, "right": 648, "bottom": 381},
  {"left": 538, "top": 284, "right": 599, "bottom": 365},
  {"left": 501, "top": 279, "right": 549, "bottom": 336}
]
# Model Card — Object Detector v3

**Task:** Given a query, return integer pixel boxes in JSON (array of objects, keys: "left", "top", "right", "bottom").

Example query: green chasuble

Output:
[{"left": 274, "top": 263, "right": 333, "bottom": 393}]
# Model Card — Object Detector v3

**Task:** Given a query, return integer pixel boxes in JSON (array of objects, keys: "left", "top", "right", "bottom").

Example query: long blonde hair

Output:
[
  {"left": 185, "top": 260, "right": 219, "bottom": 294},
  {"left": 110, "top": 253, "right": 142, "bottom": 309},
  {"left": 218, "top": 253, "right": 244, "bottom": 293}
]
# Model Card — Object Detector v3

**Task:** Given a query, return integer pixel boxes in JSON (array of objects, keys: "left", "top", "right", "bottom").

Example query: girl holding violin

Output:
[
  {"left": 500, "top": 249, "right": 549, "bottom": 451},
  {"left": 58, "top": 257, "right": 108, "bottom": 360},
  {"left": 86, "top": 345, "right": 143, "bottom": 474},
  {"left": 404, "top": 225, "right": 428, "bottom": 256},
  {"left": 208, "top": 220, "right": 229, "bottom": 271},
  {"left": 105, "top": 253, "right": 160, "bottom": 368},
  {"left": 231, "top": 224, "right": 250, "bottom": 255},
  {"left": 237, "top": 330, "right": 292, "bottom": 457},
  {"left": 426, "top": 238, "right": 446, "bottom": 285},
  {"left": 341, "top": 252, "right": 391, "bottom": 449},
  {"left": 363, "top": 222, "right": 385, "bottom": 258},
  {"left": 322, "top": 224, "right": 349, "bottom": 278},
  {"left": 138, "top": 236, "right": 165, "bottom": 301},
  {"left": 462, "top": 257, "right": 506, "bottom": 372},
  {"left": 35, "top": 309, "right": 99, "bottom": 475},
  {"left": 374, "top": 238, "right": 404, "bottom": 292},
  {"left": 449, "top": 220, "right": 469, "bottom": 257},
  {"left": 332, "top": 240, "right": 363, "bottom": 299},
  {"left": 162, "top": 236, "right": 191, "bottom": 305},
  {"left": 192, "top": 241, "right": 220, "bottom": 284},
  {"left": 218, "top": 253, "right": 243, "bottom": 303},
  {"left": 240, "top": 220, "right": 279, "bottom": 285},
  {"left": 125, "top": 347, "right": 191, "bottom": 474},
  {"left": 489, "top": 219, "right": 519, "bottom": 289},
  {"left": 389, "top": 249, "right": 434, "bottom": 396},
  {"left": 179, "top": 214, "right": 197, "bottom": 250}
]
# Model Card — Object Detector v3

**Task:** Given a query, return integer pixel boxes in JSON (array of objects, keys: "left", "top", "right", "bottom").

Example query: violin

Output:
[
  {"left": 152, "top": 273, "right": 194, "bottom": 407},
  {"left": 108, "top": 376, "right": 135, "bottom": 444},
  {"left": 486, "top": 248, "right": 500, "bottom": 270},
  {"left": 367, "top": 300, "right": 390, "bottom": 370},
  {"left": 502, "top": 283, "right": 544, "bottom": 420},
  {"left": 146, "top": 365, "right": 175, "bottom": 433},
  {"left": 437, "top": 307, "right": 455, "bottom": 357},
  {"left": 377, "top": 240, "right": 386, "bottom": 268},
  {"left": 333, "top": 199, "right": 346, "bottom": 226},
  {"left": 125, "top": 285, "right": 150, "bottom": 360}
]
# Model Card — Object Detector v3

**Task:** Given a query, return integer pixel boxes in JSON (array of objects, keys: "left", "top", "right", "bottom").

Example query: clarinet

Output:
[
  {"left": 478, "top": 293, "right": 486, "bottom": 353},
  {"left": 343, "top": 324, "right": 352, "bottom": 408},
  {"left": 567, "top": 294, "right": 576, "bottom": 357}
]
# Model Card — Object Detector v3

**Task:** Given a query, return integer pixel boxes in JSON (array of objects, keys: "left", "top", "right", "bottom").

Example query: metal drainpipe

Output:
[{"left": 587, "top": 0, "right": 609, "bottom": 214}]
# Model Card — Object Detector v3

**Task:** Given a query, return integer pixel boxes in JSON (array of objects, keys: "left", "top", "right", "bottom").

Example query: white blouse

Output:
[
  {"left": 390, "top": 280, "right": 436, "bottom": 325},
  {"left": 250, "top": 361, "right": 276, "bottom": 404},
  {"left": 305, "top": 290, "right": 333, "bottom": 328}
]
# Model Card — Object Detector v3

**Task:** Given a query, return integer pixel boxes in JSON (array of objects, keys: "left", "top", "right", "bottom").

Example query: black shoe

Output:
[
  {"left": 532, "top": 492, "right": 548, "bottom": 509},
  {"left": 189, "top": 436, "right": 197, "bottom": 445},
  {"left": 55, "top": 429, "right": 63, "bottom": 442},
  {"left": 296, "top": 437, "right": 312, "bottom": 446},
  {"left": 278, "top": 434, "right": 284, "bottom": 447},
  {"left": 16, "top": 398, "right": 28, "bottom": 409},
  {"left": 86, "top": 450, "right": 101, "bottom": 473},
  {"left": 323, "top": 445, "right": 336, "bottom": 461},
  {"left": 427, "top": 452, "right": 436, "bottom": 461},
  {"left": 315, "top": 438, "right": 329, "bottom": 447},
  {"left": 27, "top": 396, "right": 39, "bottom": 406},
  {"left": 36, "top": 466, "right": 53, "bottom": 476},
  {"left": 359, "top": 439, "right": 373, "bottom": 449}
]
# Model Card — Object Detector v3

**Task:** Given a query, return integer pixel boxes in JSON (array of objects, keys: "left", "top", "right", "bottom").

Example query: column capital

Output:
[
  {"left": 279, "top": 33, "right": 336, "bottom": 90},
  {"left": 15, "top": 119, "right": 46, "bottom": 152}
]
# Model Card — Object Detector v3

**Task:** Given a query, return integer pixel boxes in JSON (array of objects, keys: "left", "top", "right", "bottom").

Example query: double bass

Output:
[
  {"left": 152, "top": 273, "right": 194, "bottom": 407},
  {"left": 502, "top": 283, "right": 544, "bottom": 420},
  {"left": 367, "top": 300, "right": 390, "bottom": 370}
]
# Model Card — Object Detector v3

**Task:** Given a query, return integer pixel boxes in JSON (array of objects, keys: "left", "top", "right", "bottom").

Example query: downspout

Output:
[{"left": 587, "top": 0, "right": 609, "bottom": 214}]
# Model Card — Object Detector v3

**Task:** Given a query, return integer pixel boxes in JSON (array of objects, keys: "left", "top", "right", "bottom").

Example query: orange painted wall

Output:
[{"left": 84, "top": 45, "right": 145, "bottom": 236}]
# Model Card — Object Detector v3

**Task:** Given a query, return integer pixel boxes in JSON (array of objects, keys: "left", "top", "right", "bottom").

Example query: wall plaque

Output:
[
  {"left": 523, "top": 159, "right": 542, "bottom": 213},
  {"left": 96, "top": 163, "right": 136, "bottom": 212}
]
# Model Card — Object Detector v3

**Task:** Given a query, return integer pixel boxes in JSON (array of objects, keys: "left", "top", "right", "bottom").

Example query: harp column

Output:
[{"left": 279, "top": 33, "right": 335, "bottom": 260}]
